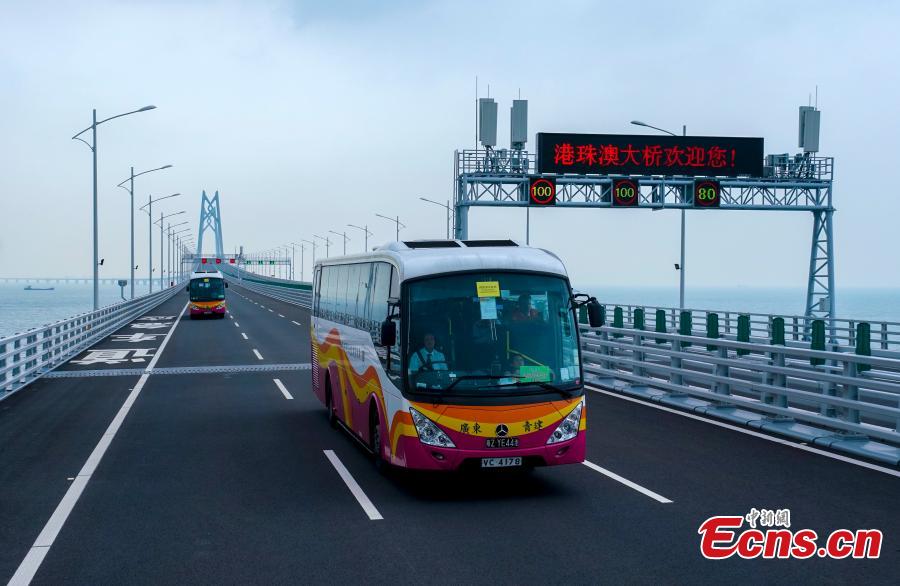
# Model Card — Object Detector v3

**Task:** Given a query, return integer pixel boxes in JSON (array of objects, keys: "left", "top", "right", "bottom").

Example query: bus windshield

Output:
[
  {"left": 404, "top": 272, "right": 581, "bottom": 397},
  {"left": 189, "top": 278, "right": 225, "bottom": 302}
]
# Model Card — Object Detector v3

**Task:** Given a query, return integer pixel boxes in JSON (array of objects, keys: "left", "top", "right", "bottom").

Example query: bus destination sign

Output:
[{"left": 536, "top": 133, "right": 764, "bottom": 177}]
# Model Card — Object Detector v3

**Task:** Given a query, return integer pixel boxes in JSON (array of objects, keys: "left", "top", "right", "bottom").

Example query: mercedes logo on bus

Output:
[
  {"left": 528, "top": 176, "right": 556, "bottom": 206},
  {"left": 495, "top": 424, "right": 509, "bottom": 437}
]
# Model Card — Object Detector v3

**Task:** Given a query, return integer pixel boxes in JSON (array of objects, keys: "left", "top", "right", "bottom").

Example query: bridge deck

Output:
[{"left": 1, "top": 285, "right": 897, "bottom": 584}]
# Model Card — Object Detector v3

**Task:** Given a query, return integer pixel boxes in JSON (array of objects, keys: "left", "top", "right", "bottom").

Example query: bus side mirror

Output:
[
  {"left": 380, "top": 319, "right": 396, "bottom": 347},
  {"left": 185, "top": 285, "right": 190, "bottom": 292},
  {"left": 224, "top": 282, "right": 229, "bottom": 288},
  {"left": 587, "top": 299, "right": 604, "bottom": 327}
]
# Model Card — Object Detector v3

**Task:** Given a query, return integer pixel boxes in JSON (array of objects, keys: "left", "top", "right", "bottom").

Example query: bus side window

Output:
[
  {"left": 347, "top": 264, "right": 362, "bottom": 327},
  {"left": 360, "top": 263, "right": 374, "bottom": 326},
  {"left": 313, "top": 268, "right": 321, "bottom": 314},
  {"left": 326, "top": 266, "right": 337, "bottom": 320},
  {"left": 370, "top": 263, "right": 390, "bottom": 326}
]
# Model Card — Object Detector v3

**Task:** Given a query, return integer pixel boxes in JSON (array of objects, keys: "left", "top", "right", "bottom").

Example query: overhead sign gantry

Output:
[{"left": 453, "top": 101, "right": 834, "bottom": 332}]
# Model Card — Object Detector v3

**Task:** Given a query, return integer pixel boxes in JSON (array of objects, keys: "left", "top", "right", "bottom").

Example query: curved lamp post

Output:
[{"left": 72, "top": 105, "right": 157, "bottom": 309}]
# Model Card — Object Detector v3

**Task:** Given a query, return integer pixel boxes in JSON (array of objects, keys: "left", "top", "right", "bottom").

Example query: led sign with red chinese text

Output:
[
  {"left": 693, "top": 180, "right": 721, "bottom": 208},
  {"left": 537, "top": 133, "right": 763, "bottom": 177},
  {"left": 528, "top": 176, "right": 556, "bottom": 205},
  {"left": 612, "top": 178, "right": 639, "bottom": 207}
]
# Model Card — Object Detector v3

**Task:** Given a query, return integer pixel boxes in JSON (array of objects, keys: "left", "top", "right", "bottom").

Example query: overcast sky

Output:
[{"left": 1, "top": 0, "right": 898, "bottom": 293}]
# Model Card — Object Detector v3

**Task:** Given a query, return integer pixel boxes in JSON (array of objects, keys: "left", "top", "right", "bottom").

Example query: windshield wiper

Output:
[
  {"left": 444, "top": 374, "right": 507, "bottom": 392},
  {"left": 478, "top": 380, "right": 575, "bottom": 398}
]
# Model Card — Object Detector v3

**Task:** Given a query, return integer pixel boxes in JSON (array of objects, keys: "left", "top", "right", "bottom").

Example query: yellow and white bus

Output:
[
  {"left": 311, "top": 240, "right": 601, "bottom": 471},
  {"left": 187, "top": 270, "right": 228, "bottom": 319}
]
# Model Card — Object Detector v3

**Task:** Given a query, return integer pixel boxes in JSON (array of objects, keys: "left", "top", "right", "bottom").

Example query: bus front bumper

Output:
[
  {"left": 393, "top": 433, "right": 586, "bottom": 471},
  {"left": 189, "top": 303, "right": 226, "bottom": 315}
]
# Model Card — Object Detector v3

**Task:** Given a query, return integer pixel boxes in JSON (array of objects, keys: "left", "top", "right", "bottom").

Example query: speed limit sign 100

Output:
[{"left": 528, "top": 177, "right": 556, "bottom": 205}]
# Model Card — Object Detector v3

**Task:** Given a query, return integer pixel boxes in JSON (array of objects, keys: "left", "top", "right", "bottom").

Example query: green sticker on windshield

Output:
[{"left": 519, "top": 365, "right": 551, "bottom": 382}]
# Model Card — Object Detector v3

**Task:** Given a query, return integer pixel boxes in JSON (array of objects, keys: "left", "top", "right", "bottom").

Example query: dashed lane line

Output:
[
  {"left": 291, "top": 321, "right": 301, "bottom": 326},
  {"left": 273, "top": 378, "right": 293, "bottom": 400},
  {"left": 241, "top": 333, "right": 248, "bottom": 340},
  {"left": 323, "top": 450, "right": 383, "bottom": 520},
  {"left": 278, "top": 314, "right": 285, "bottom": 318},
  {"left": 582, "top": 460, "right": 673, "bottom": 504},
  {"left": 9, "top": 301, "right": 190, "bottom": 585},
  {"left": 252, "top": 349, "right": 264, "bottom": 360}
]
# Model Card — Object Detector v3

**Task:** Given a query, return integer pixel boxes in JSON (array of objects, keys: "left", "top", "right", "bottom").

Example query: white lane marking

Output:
[
  {"left": 278, "top": 314, "right": 285, "bottom": 318},
  {"left": 241, "top": 333, "right": 248, "bottom": 340},
  {"left": 291, "top": 320, "right": 301, "bottom": 326},
  {"left": 587, "top": 386, "right": 900, "bottom": 479},
  {"left": 10, "top": 302, "right": 189, "bottom": 585},
  {"left": 582, "top": 460, "right": 673, "bottom": 504},
  {"left": 253, "top": 349, "right": 264, "bottom": 360},
  {"left": 273, "top": 378, "right": 293, "bottom": 400},
  {"left": 268, "top": 309, "right": 274, "bottom": 313},
  {"left": 228, "top": 315, "right": 233, "bottom": 319},
  {"left": 323, "top": 450, "right": 383, "bottom": 520},
  {"left": 234, "top": 322, "right": 239, "bottom": 327}
]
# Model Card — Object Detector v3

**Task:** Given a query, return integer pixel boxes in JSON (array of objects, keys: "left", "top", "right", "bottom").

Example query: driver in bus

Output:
[
  {"left": 408, "top": 332, "right": 448, "bottom": 374},
  {"left": 509, "top": 294, "right": 540, "bottom": 322},
  {"left": 504, "top": 353, "right": 525, "bottom": 377}
]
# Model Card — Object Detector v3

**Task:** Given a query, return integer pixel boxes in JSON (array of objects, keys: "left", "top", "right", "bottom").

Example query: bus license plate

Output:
[
  {"left": 485, "top": 437, "right": 519, "bottom": 448},
  {"left": 481, "top": 457, "right": 522, "bottom": 468}
]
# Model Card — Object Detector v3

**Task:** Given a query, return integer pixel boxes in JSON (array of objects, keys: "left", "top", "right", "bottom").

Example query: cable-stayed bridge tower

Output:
[{"left": 196, "top": 190, "right": 224, "bottom": 260}]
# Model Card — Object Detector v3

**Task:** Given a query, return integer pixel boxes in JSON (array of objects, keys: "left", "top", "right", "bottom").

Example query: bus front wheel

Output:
[
  {"left": 325, "top": 378, "right": 337, "bottom": 429},
  {"left": 370, "top": 404, "right": 387, "bottom": 473}
]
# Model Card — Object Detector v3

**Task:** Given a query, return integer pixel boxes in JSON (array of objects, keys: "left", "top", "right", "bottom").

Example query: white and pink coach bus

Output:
[{"left": 310, "top": 240, "right": 601, "bottom": 471}]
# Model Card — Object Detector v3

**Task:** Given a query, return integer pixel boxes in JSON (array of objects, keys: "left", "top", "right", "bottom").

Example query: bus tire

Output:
[
  {"left": 325, "top": 376, "right": 337, "bottom": 429},
  {"left": 370, "top": 402, "right": 387, "bottom": 473}
]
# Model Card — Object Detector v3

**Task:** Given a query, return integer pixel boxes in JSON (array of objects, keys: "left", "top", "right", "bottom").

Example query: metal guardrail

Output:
[
  {"left": 0, "top": 284, "right": 184, "bottom": 400},
  {"left": 221, "top": 266, "right": 312, "bottom": 308},
  {"left": 215, "top": 267, "right": 900, "bottom": 463},
  {"left": 581, "top": 325, "right": 900, "bottom": 465},
  {"left": 593, "top": 302, "right": 900, "bottom": 355}
]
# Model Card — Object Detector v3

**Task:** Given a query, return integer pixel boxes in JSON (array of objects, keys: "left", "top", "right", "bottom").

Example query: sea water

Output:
[
  {"left": 1, "top": 282, "right": 898, "bottom": 339},
  {"left": 0, "top": 282, "right": 159, "bottom": 337}
]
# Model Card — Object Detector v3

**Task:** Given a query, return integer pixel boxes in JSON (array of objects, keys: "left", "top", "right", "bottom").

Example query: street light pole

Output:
[
  {"left": 314, "top": 234, "right": 331, "bottom": 258},
  {"left": 170, "top": 226, "right": 190, "bottom": 284},
  {"left": 419, "top": 197, "right": 453, "bottom": 239},
  {"left": 630, "top": 119, "right": 687, "bottom": 310},
  {"left": 329, "top": 230, "right": 349, "bottom": 255},
  {"left": 139, "top": 192, "right": 179, "bottom": 294},
  {"left": 375, "top": 213, "right": 405, "bottom": 241},
  {"left": 72, "top": 105, "right": 156, "bottom": 310},
  {"left": 291, "top": 242, "right": 306, "bottom": 281},
  {"left": 347, "top": 224, "right": 373, "bottom": 252},
  {"left": 154, "top": 210, "right": 185, "bottom": 290},
  {"left": 301, "top": 239, "right": 317, "bottom": 273},
  {"left": 117, "top": 164, "right": 172, "bottom": 299}
]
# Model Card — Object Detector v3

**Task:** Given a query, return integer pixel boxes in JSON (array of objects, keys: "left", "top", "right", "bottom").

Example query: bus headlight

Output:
[
  {"left": 546, "top": 401, "right": 583, "bottom": 444},
  {"left": 409, "top": 407, "right": 456, "bottom": 448}
]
